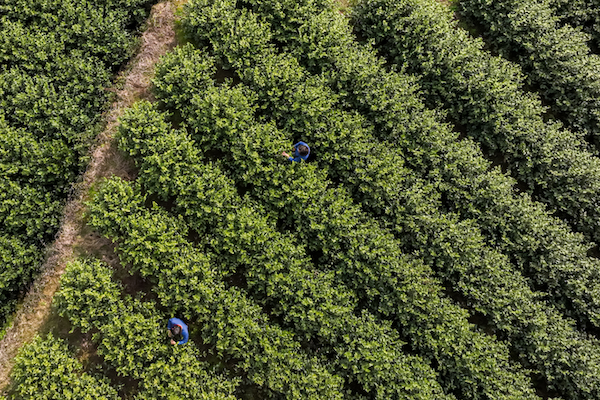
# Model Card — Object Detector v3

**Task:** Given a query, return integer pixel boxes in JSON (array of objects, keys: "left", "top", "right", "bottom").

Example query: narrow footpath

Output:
[{"left": 0, "top": 1, "right": 178, "bottom": 391}]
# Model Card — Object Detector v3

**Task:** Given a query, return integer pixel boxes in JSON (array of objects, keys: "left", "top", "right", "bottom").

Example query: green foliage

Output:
[
  {"left": 457, "top": 0, "right": 600, "bottom": 143},
  {"left": 118, "top": 104, "right": 239, "bottom": 236},
  {"left": 9, "top": 334, "right": 118, "bottom": 400},
  {"left": 547, "top": 0, "right": 600, "bottom": 50},
  {"left": 152, "top": 43, "right": 217, "bottom": 112},
  {"left": 54, "top": 259, "right": 122, "bottom": 333},
  {"left": 243, "top": 50, "right": 600, "bottom": 398},
  {"left": 116, "top": 101, "right": 453, "bottom": 400},
  {"left": 0, "top": 0, "right": 149, "bottom": 67},
  {"left": 175, "top": 1, "right": 600, "bottom": 398},
  {"left": 0, "top": 236, "right": 41, "bottom": 325},
  {"left": 155, "top": 14, "right": 541, "bottom": 395},
  {"left": 184, "top": 80, "right": 539, "bottom": 400},
  {"left": 55, "top": 259, "right": 239, "bottom": 400},
  {"left": 352, "top": 0, "right": 600, "bottom": 248},
  {"left": 0, "top": 123, "right": 77, "bottom": 189},
  {"left": 38, "top": 0, "right": 600, "bottom": 398},
  {"left": 239, "top": 0, "right": 600, "bottom": 345},
  {"left": 182, "top": 0, "right": 272, "bottom": 70},
  {"left": 0, "top": 0, "right": 152, "bottom": 330},
  {"left": 136, "top": 350, "right": 240, "bottom": 400},
  {"left": 0, "top": 179, "right": 63, "bottom": 240},
  {"left": 0, "top": 57, "right": 109, "bottom": 161},
  {"left": 87, "top": 177, "right": 348, "bottom": 399}
]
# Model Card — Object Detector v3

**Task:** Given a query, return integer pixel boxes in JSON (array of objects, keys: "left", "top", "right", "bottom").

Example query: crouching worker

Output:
[
  {"left": 282, "top": 141, "right": 310, "bottom": 162},
  {"left": 167, "top": 317, "right": 189, "bottom": 345}
]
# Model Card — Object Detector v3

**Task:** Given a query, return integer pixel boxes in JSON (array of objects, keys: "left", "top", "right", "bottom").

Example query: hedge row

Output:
[
  {"left": 0, "top": 236, "right": 42, "bottom": 331},
  {"left": 0, "top": 0, "right": 148, "bottom": 68},
  {"left": 196, "top": 0, "right": 600, "bottom": 325},
  {"left": 8, "top": 334, "right": 118, "bottom": 400},
  {"left": 0, "top": 123, "right": 77, "bottom": 192},
  {"left": 457, "top": 0, "right": 600, "bottom": 145},
  {"left": 352, "top": 0, "right": 600, "bottom": 246},
  {"left": 0, "top": 0, "right": 151, "bottom": 329},
  {"left": 185, "top": 86, "right": 541, "bottom": 400},
  {"left": 86, "top": 179, "right": 348, "bottom": 400},
  {"left": 176, "top": 3, "right": 600, "bottom": 398},
  {"left": 153, "top": 37, "right": 539, "bottom": 400},
  {"left": 54, "top": 259, "right": 239, "bottom": 400},
  {"left": 547, "top": 0, "right": 600, "bottom": 51},
  {"left": 238, "top": 0, "right": 600, "bottom": 335},
  {"left": 116, "top": 99, "right": 452, "bottom": 400}
]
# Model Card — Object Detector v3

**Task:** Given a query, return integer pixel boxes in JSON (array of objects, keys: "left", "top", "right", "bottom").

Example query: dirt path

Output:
[{"left": 0, "top": 1, "right": 178, "bottom": 391}]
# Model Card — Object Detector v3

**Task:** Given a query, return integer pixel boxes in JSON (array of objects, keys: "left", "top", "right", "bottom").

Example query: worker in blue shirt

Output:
[
  {"left": 282, "top": 141, "right": 310, "bottom": 162},
  {"left": 167, "top": 317, "right": 189, "bottom": 345}
]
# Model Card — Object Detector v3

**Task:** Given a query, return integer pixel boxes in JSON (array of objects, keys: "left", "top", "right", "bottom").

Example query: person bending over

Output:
[
  {"left": 167, "top": 317, "right": 189, "bottom": 345},
  {"left": 282, "top": 141, "right": 310, "bottom": 162}
]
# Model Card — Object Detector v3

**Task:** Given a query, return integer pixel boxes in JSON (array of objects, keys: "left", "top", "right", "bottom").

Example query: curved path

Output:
[{"left": 0, "top": 1, "right": 178, "bottom": 391}]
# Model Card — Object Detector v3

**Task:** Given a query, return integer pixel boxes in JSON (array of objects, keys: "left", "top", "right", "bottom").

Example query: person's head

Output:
[
  {"left": 297, "top": 144, "right": 309, "bottom": 157},
  {"left": 170, "top": 325, "right": 183, "bottom": 341}
]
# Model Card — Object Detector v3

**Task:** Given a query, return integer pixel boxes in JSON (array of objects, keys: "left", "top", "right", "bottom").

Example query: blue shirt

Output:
[
  {"left": 288, "top": 141, "right": 310, "bottom": 162},
  {"left": 167, "top": 318, "right": 189, "bottom": 345}
]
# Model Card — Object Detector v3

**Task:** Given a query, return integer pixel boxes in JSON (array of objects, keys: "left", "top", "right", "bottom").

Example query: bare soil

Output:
[{"left": 0, "top": 1, "right": 178, "bottom": 391}]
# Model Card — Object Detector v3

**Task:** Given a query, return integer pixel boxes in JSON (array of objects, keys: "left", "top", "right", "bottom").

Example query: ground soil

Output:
[{"left": 0, "top": 1, "right": 178, "bottom": 392}]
